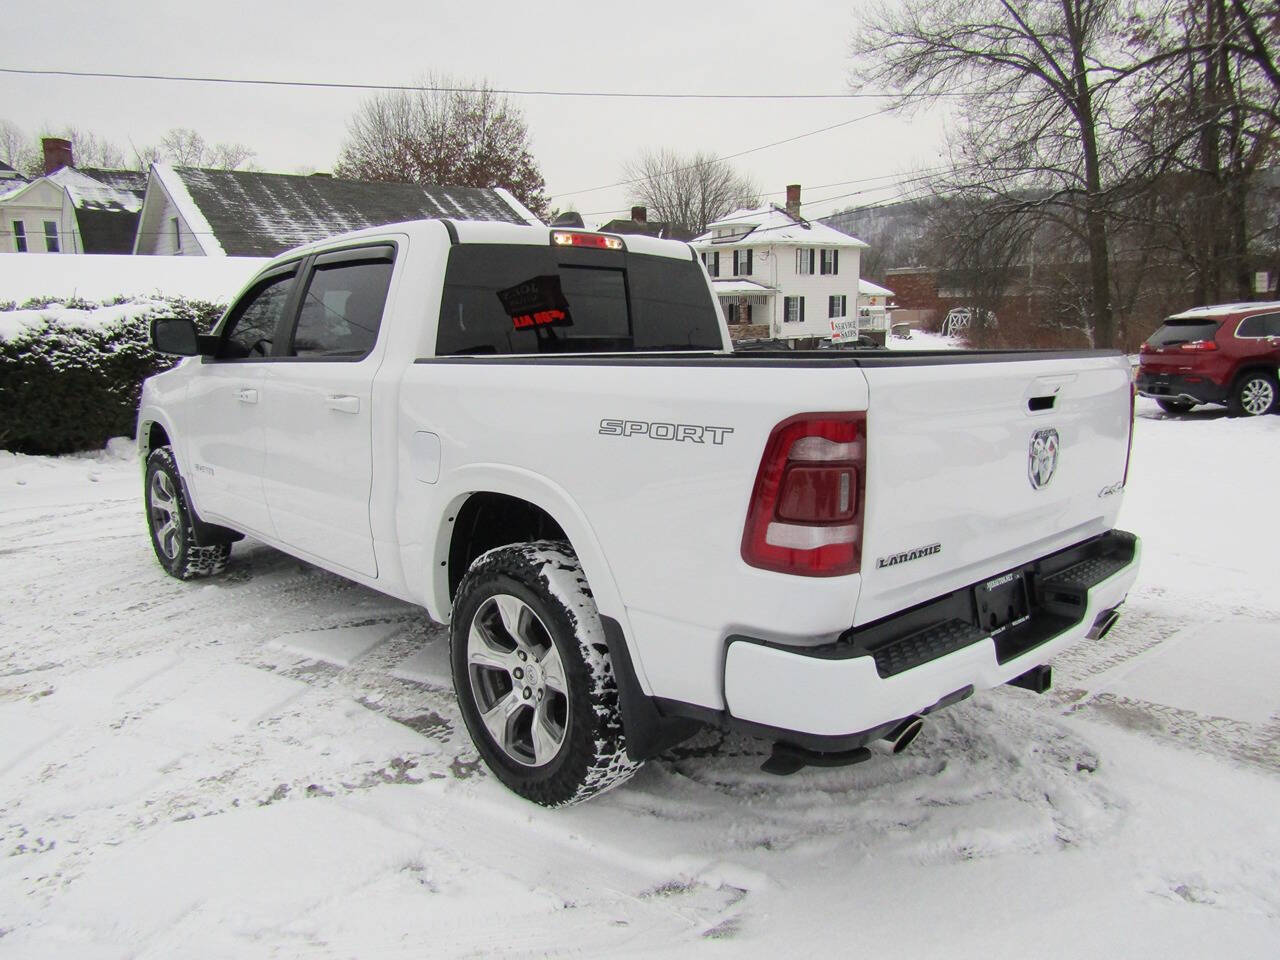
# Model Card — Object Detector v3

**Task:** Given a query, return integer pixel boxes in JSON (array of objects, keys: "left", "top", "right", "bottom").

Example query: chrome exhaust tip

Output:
[
  {"left": 884, "top": 715, "right": 924, "bottom": 754},
  {"left": 1087, "top": 607, "right": 1121, "bottom": 641}
]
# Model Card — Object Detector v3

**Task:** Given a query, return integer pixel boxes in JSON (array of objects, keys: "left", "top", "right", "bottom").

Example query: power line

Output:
[
  {"left": 582, "top": 166, "right": 960, "bottom": 219},
  {"left": 551, "top": 107, "right": 900, "bottom": 200},
  {"left": 0, "top": 66, "right": 964, "bottom": 101}
]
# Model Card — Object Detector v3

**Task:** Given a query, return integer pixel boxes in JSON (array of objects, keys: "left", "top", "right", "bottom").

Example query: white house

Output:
[
  {"left": 690, "top": 185, "right": 870, "bottom": 343},
  {"left": 0, "top": 140, "right": 146, "bottom": 256}
]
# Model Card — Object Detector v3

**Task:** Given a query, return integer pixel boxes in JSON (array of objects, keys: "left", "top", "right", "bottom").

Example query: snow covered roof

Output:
[
  {"left": 711, "top": 278, "right": 778, "bottom": 296},
  {"left": 859, "top": 279, "right": 894, "bottom": 297},
  {"left": 159, "top": 167, "right": 535, "bottom": 258},
  {"left": 693, "top": 205, "right": 869, "bottom": 249},
  {"left": 47, "top": 167, "right": 147, "bottom": 212}
]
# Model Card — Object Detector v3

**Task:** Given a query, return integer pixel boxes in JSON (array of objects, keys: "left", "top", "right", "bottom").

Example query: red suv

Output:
[{"left": 1137, "top": 302, "right": 1280, "bottom": 416}]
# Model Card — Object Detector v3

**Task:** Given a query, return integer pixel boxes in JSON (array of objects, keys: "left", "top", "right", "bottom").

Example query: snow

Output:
[
  {"left": 0, "top": 252, "right": 266, "bottom": 303},
  {"left": 1170, "top": 300, "right": 1280, "bottom": 319},
  {"left": 0, "top": 300, "right": 165, "bottom": 341},
  {"left": 886, "top": 329, "right": 966, "bottom": 350},
  {"left": 859, "top": 278, "right": 895, "bottom": 297},
  {"left": 1, "top": 398, "right": 1279, "bottom": 956},
  {"left": 151, "top": 163, "right": 226, "bottom": 256},
  {"left": 46, "top": 167, "right": 142, "bottom": 213},
  {"left": 711, "top": 278, "right": 777, "bottom": 295},
  {"left": 695, "top": 205, "right": 870, "bottom": 248}
]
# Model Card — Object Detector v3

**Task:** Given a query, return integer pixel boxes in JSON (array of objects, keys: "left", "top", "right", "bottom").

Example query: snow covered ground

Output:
[
  {"left": 0, "top": 253, "right": 266, "bottom": 304},
  {"left": 1, "top": 401, "right": 1278, "bottom": 958}
]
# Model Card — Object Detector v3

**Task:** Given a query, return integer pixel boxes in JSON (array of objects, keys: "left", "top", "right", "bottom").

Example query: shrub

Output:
[{"left": 0, "top": 296, "right": 225, "bottom": 455}]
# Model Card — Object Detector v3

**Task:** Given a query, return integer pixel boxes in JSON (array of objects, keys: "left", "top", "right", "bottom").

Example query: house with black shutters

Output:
[{"left": 690, "top": 184, "right": 871, "bottom": 343}]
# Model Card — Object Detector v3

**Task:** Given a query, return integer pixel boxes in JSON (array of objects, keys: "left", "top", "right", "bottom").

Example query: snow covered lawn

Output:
[{"left": 1, "top": 401, "right": 1278, "bottom": 958}]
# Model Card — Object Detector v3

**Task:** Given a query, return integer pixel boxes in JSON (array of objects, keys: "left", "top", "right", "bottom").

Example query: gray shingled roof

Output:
[
  {"left": 172, "top": 168, "right": 529, "bottom": 257},
  {"left": 597, "top": 217, "right": 697, "bottom": 243},
  {"left": 75, "top": 207, "right": 141, "bottom": 254}
]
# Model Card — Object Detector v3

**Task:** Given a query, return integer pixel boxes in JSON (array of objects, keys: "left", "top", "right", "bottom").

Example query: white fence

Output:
[{"left": 0, "top": 254, "right": 269, "bottom": 303}]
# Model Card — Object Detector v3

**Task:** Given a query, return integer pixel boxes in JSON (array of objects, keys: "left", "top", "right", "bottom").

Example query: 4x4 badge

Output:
[{"left": 1028, "top": 428, "right": 1059, "bottom": 490}]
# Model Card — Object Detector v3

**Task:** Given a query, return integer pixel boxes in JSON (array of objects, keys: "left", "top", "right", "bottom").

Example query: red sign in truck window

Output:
[{"left": 496, "top": 275, "right": 573, "bottom": 331}]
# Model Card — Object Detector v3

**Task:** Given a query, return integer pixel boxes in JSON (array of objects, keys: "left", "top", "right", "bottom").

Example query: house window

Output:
[
  {"left": 795, "top": 249, "right": 815, "bottom": 275},
  {"left": 828, "top": 295, "right": 847, "bottom": 318},
  {"left": 820, "top": 249, "right": 839, "bottom": 275},
  {"left": 733, "top": 249, "right": 752, "bottom": 276},
  {"left": 784, "top": 296, "right": 805, "bottom": 323},
  {"left": 701, "top": 250, "right": 719, "bottom": 277},
  {"left": 12, "top": 221, "right": 26, "bottom": 253},
  {"left": 43, "top": 220, "right": 60, "bottom": 253}
]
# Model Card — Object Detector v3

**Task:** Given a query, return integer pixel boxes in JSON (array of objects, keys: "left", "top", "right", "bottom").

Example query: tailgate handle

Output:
[
  {"left": 325, "top": 394, "right": 361, "bottom": 414},
  {"left": 1028, "top": 395, "right": 1057, "bottom": 412}
]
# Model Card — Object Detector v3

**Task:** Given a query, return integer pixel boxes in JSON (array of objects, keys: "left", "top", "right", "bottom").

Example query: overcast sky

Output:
[{"left": 2, "top": 0, "right": 953, "bottom": 225}]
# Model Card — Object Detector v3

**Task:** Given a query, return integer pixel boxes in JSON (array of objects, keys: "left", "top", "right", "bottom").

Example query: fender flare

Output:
[{"left": 427, "top": 463, "right": 625, "bottom": 623}]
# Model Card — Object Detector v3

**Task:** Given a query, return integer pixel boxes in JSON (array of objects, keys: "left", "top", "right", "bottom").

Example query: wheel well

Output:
[
  {"left": 146, "top": 422, "right": 170, "bottom": 455},
  {"left": 1233, "top": 365, "right": 1279, "bottom": 385},
  {"left": 448, "top": 493, "right": 568, "bottom": 598}
]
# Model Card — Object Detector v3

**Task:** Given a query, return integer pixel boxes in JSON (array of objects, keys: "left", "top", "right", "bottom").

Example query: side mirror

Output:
[{"left": 151, "top": 317, "right": 207, "bottom": 356}]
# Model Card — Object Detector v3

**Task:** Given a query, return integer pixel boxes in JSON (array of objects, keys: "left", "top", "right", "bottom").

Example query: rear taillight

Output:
[
  {"left": 741, "top": 414, "right": 865, "bottom": 577},
  {"left": 1179, "top": 339, "right": 1217, "bottom": 351},
  {"left": 1139, "top": 342, "right": 1151, "bottom": 354}
]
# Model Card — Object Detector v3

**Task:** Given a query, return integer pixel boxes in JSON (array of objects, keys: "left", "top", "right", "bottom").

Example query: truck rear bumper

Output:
[{"left": 722, "top": 530, "right": 1140, "bottom": 743}]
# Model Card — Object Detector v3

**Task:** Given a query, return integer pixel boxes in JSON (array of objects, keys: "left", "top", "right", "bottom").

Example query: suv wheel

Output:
[
  {"left": 144, "top": 446, "right": 231, "bottom": 579},
  {"left": 450, "top": 540, "right": 639, "bottom": 806},
  {"left": 1227, "top": 371, "right": 1278, "bottom": 417},
  {"left": 1156, "top": 398, "right": 1195, "bottom": 414}
]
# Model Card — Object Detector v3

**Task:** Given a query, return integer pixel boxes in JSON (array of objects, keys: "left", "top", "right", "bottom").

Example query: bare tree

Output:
[
  {"left": 335, "top": 75, "right": 549, "bottom": 220},
  {"left": 623, "top": 150, "right": 759, "bottom": 235},
  {"left": 928, "top": 193, "right": 1038, "bottom": 346},
  {"left": 150, "top": 127, "right": 257, "bottom": 170},
  {"left": 0, "top": 119, "right": 28, "bottom": 169},
  {"left": 852, "top": 0, "right": 1135, "bottom": 348},
  {"left": 159, "top": 128, "right": 207, "bottom": 166}
]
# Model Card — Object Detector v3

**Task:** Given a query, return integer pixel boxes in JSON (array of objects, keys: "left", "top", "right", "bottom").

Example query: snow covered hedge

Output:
[{"left": 0, "top": 297, "right": 224, "bottom": 455}]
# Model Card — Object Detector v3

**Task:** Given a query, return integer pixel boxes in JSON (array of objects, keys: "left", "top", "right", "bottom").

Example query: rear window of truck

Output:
[
  {"left": 1145, "top": 318, "right": 1221, "bottom": 347},
  {"left": 435, "top": 244, "right": 722, "bottom": 355}
]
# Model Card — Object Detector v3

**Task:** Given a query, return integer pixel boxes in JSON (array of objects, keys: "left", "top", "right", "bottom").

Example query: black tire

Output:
[
  {"left": 1156, "top": 398, "right": 1195, "bottom": 414},
  {"left": 1226, "top": 370, "right": 1278, "bottom": 417},
  {"left": 450, "top": 541, "right": 639, "bottom": 806},
  {"left": 144, "top": 446, "right": 231, "bottom": 580}
]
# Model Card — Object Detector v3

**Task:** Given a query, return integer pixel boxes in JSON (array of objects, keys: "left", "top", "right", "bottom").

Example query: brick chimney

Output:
[
  {"left": 785, "top": 184, "right": 801, "bottom": 219},
  {"left": 42, "top": 137, "right": 73, "bottom": 175},
  {"left": 631, "top": 205, "right": 647, "bottom": 223}
]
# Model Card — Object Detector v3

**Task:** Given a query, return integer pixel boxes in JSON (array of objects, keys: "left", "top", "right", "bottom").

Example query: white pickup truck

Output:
[{"left": 140, "top": 219, "right": 1140, "bottom": 806}]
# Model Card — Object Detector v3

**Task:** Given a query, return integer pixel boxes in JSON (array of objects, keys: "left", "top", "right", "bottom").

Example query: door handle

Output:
[
  {"left": 237, "top": 388, "right": 258, "bottom": 404},
  {"left": 325, "top": 394, "right": 360, "bottom": 414}
]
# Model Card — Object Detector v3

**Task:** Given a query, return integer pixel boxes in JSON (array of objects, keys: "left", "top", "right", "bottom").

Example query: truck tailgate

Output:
[{"left": 854, "top": 353, "right": 1132, "bottom": 626}]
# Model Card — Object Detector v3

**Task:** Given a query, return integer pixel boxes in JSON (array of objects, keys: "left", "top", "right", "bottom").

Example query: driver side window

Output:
[{"left": 217, "top": 270, "right": 296, "bottom": 359}]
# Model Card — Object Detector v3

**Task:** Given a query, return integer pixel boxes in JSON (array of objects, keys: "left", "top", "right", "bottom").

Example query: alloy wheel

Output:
[
  {"left": 148, "top": 471, "right": 181, "bottom": 560},
  {"left": 1240, "top": 377, "right": 1274, "bottom": 416},
  {"left": 466, "top": 593, "right": 569, "bottom": 767}
]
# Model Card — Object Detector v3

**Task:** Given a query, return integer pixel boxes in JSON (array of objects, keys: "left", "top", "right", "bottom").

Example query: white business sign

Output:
[{"left": 830, "top": 316, "right": 858, "bottom": 341}]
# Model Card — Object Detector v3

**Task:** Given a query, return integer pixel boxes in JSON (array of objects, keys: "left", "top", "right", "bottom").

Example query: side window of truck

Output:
[
  {"left": 286, "top": 246, "right": 395, "bottom": 359},
  {"left": 217, "top": 269, "right": 297, "bottom": 360}
]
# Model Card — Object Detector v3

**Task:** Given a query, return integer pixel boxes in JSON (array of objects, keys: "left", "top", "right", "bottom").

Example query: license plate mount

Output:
[{"left": 975, "top": 571, "right": 1031, "bottom": 636}]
